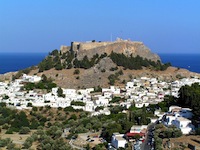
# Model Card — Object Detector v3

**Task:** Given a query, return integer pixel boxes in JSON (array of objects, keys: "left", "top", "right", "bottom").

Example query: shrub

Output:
[
  {"left": 110, "top": 97, "right": 121, "bottom": 103},
  {"left": 110, "top": 67, "right": 118, "bottom": 71},
  {"left": 5, "top": 128, "right": 14, "bottom": 134},
  {"left": 118, "top": 70, "right": 123, "bottom": 75},
  {"left": 32, "top": 107, "right": 38, "bottom": 111},
  {"left": 101, "top": 69, "right": 106, "bottom": 72},
  {"left": 27, "top": 102, "right": 32, "bottom": 107},
  {"left": 19, "top": 127, "right": 30, "bottom": 134},
  {"left": 71, "top": 101, "right": 85, "bottom": 106},
  {"left": 2, "top": 124, "right": 9, "bottom": 129},
  {"left": 23, "top": 141, "right": 32, "bottom": 149},
  {"left": 64, "top": 106, "right": 75, "bottom": 112},
  {"left": 73, "top": 69, "right": 80, "bottom": 75},
  {"left": 0, "top": 138, "right": 11, "bottom": 147},
  {"left": 95, "top": 106, "right": 104, "bottom": 111}
]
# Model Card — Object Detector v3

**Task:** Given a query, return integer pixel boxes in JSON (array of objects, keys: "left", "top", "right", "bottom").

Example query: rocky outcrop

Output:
[
  {"left": 61, "top": 40, "right": 161, "bottom": 62},
  {"left": 77, "top": 41, "right": 160, "bottom": 62}
]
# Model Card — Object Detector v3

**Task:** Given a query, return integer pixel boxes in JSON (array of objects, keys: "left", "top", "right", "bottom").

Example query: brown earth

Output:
[
  {"left": 0, "top": 129, "right": 36, "bottom": 149},
  {"left": 162, "top": 135, "right": 200, "bottom": 150},
  {"left": 30, "top": 58, "right": 200, "bottom": 89}
]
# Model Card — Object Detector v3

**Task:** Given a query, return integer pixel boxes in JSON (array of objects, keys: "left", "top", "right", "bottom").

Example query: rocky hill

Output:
[
  {"left": 31, "top": 60, "right": 199, "bottom": 89},
  {"left": 61, "top": 39, "right": 160, "bottom": 62},
  {"left": 1, "top": 39, "right": 200, "bottom": 88}
]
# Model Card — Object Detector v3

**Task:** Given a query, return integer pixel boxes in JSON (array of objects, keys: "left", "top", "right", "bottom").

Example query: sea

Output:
[
  {"left": 159, "top": 53, "right": 200, "bottom": 74},
  {"left": 0, "top": 53, "right": 199, "bottom": 74},
  {"left": 0, "top": 53, "right": 48, "bottom": 74}
]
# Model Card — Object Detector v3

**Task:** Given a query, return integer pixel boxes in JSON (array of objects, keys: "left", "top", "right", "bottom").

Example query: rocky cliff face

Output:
[{"left": 61, "top": 40, "right": 161, "bottom": 62}]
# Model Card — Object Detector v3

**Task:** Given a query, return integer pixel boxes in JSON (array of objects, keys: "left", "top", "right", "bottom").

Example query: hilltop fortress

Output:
[{"left": 60, "top": 38, "right": 160, "bottom": 62}]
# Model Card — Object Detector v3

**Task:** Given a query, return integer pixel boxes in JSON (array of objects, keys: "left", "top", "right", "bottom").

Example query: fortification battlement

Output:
[
  {"left": 71, "top": 41, "right": 112, "bottom": 52},
  {"left": 60, "top": 39, "right": 143, "bottom": 53}
]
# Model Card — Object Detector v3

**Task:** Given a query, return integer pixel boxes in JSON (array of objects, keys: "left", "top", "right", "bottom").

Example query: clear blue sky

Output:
[{"left": 0, "top": 0, "right": 200, "bottom": 54}]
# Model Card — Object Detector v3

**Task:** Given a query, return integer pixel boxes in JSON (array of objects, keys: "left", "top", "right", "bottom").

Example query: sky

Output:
[{"left": 0, "top": 0, "right": 200, "bottom": 54}]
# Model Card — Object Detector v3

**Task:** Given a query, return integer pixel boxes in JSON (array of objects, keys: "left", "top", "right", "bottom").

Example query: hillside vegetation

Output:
[
  {"left": 37, "top": 49, "right": 171, "bottom": 72},
  {"left": 0, "top": 100, "right": 153, "bottom": 149}
]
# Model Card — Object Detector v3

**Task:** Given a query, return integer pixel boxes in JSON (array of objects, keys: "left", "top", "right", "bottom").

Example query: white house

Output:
[
  {"left": 85, "top": 101, "right": 94, "bottom": 112},
  {"left": 172, "top": 117, "right": 194, "bottom": 134},
  {"left": 102, "top": 86, "right": 120, "bottom": 95},
  {"left": 164, "top": 114, "right": 177, "bottom": 126},
  {"left": 77, "top": 88, "right": 94, "bottom": 95},
  {"left": 103, "top": 91, "right": 112, "bottom": 98},
  {"left": 91, "top": 108, "right": 111, "bottom": 116},
  {"left": 52, "top": 87, "right": 58, "bottom": 95},
  {"left": 154, "top": 110, "right": 166, "bottom": 120},
  {"left": 22, "top": 74, "right": 41, "bottom": 83},
  {"left": 95, "top": 96, "right": 109, "bottom": 106},
  {"left": 169, "top": 106, "right": 193, "bottom": 119},
  {"left": 169, "top": 106, "right": 182, "bottom": 112},
  {"left": 111, "top": 133, "right": 127, "bottom": 149},
  {"left": 134, "top": 102, "right": 149, "bottom": 108},
  {"left": 63, "top": 89, "right": 76, "bottom": 96},
  {"left": 130, "top": 125, "right": 147, "bottom": 134},
  {"left": 150, "top": 118, "right": 159, "bottom": 123},
  {"left": 44, "top": 93, "right": 56, "bottom": 102}
]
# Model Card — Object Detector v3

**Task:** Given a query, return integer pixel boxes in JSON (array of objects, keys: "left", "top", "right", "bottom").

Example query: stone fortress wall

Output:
[
  {"left": 60, "top": 38, "right": 137, "bottom": 53},
  {"left": 59, "top": 38, "right": 159, "bottom": 62},
  {"left": 78, "top": 41, "right": 112, "bottom": 51},
  {"left": 60, "top": 45, "right": 71, "bottom": 53},
  {"left": 60, "top": 41, "right": 111, "bottom": 53}
]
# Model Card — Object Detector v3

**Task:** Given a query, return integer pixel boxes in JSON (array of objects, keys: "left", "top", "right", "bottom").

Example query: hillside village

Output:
[
  {"left": 1, "top": 74, "right": 200, "bottom": 114},
  {"left": 0, "top": 39, "right": 199, "bottom": 150},
  {"left": 1, "top": 73, "right": 200, "bottom": 149}
]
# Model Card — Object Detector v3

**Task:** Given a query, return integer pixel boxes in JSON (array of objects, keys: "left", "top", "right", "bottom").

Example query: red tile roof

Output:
[{"left": 126, "top": 132, "right": 145, "bottom": 137}]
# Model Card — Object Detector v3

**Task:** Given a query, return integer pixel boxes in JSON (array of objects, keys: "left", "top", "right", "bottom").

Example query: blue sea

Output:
[
  {"left": 0, "top": 53, "right": 200, "bottom": 74},
  {"left": 0, "top": 53, "right": 48, "bottom": 74},
  {"left": 159, "top": 53, "right": 200, "bottom": 73}
]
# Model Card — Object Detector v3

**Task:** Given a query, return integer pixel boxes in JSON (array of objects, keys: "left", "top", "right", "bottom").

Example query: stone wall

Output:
[
  {"left": 60, "top": 40, "right": 160, "bottom": 62},
  {"left": 60, "top": 45, "right": 70, "bottom": 53},
  {"left": 76, "top": 40, "right": 160, "bottom": 62},
  {"left": 79, "top": 41, "right": 112, "bottom": 51}
]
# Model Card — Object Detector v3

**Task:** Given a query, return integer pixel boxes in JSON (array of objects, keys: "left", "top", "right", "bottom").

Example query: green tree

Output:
[
  {"left": 30, "top": 118, "right": 40, "bottom": 129},
  {"left": 11, "top": 111, "right": 30, "bottom": 130},
  {"left": 19, "top": 127, "right": 30, "bottom": 134},
  {"left": 109, "top": 51, "right": 171, "bottom": 70},
  {"left": 177, "top": 83, "right": 200, "bottom": 126},
  {"left": 3, "top": 95, "right": 9, "bottom": 99},
  {"left": 23, "top": 141, "right": 32, "bottom": 149},
  {"left": 69, "top": 114, "right": 77, "bottom": 120},
  {"left": 55, "top": 61, "right": 63, "bottom": 70},
  {"left": 57, "top": 87, "right": 65, "bottom": 98},
  {"left": 38, "top": 56, "right": 54, "bottom": 72},
  {"left": 71, "top": 101, "right": 85, "bottom": 106},
  {"left": 49, "top": 49, "right": 59, "bottom": 56},
  {"left": 27, "top": 102, "right": 32, "bottom": 107}
]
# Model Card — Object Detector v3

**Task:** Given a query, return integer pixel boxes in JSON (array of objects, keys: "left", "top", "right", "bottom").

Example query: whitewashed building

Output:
[{"left": 111, "top": 133, "right": 127, "bottom": 149}]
